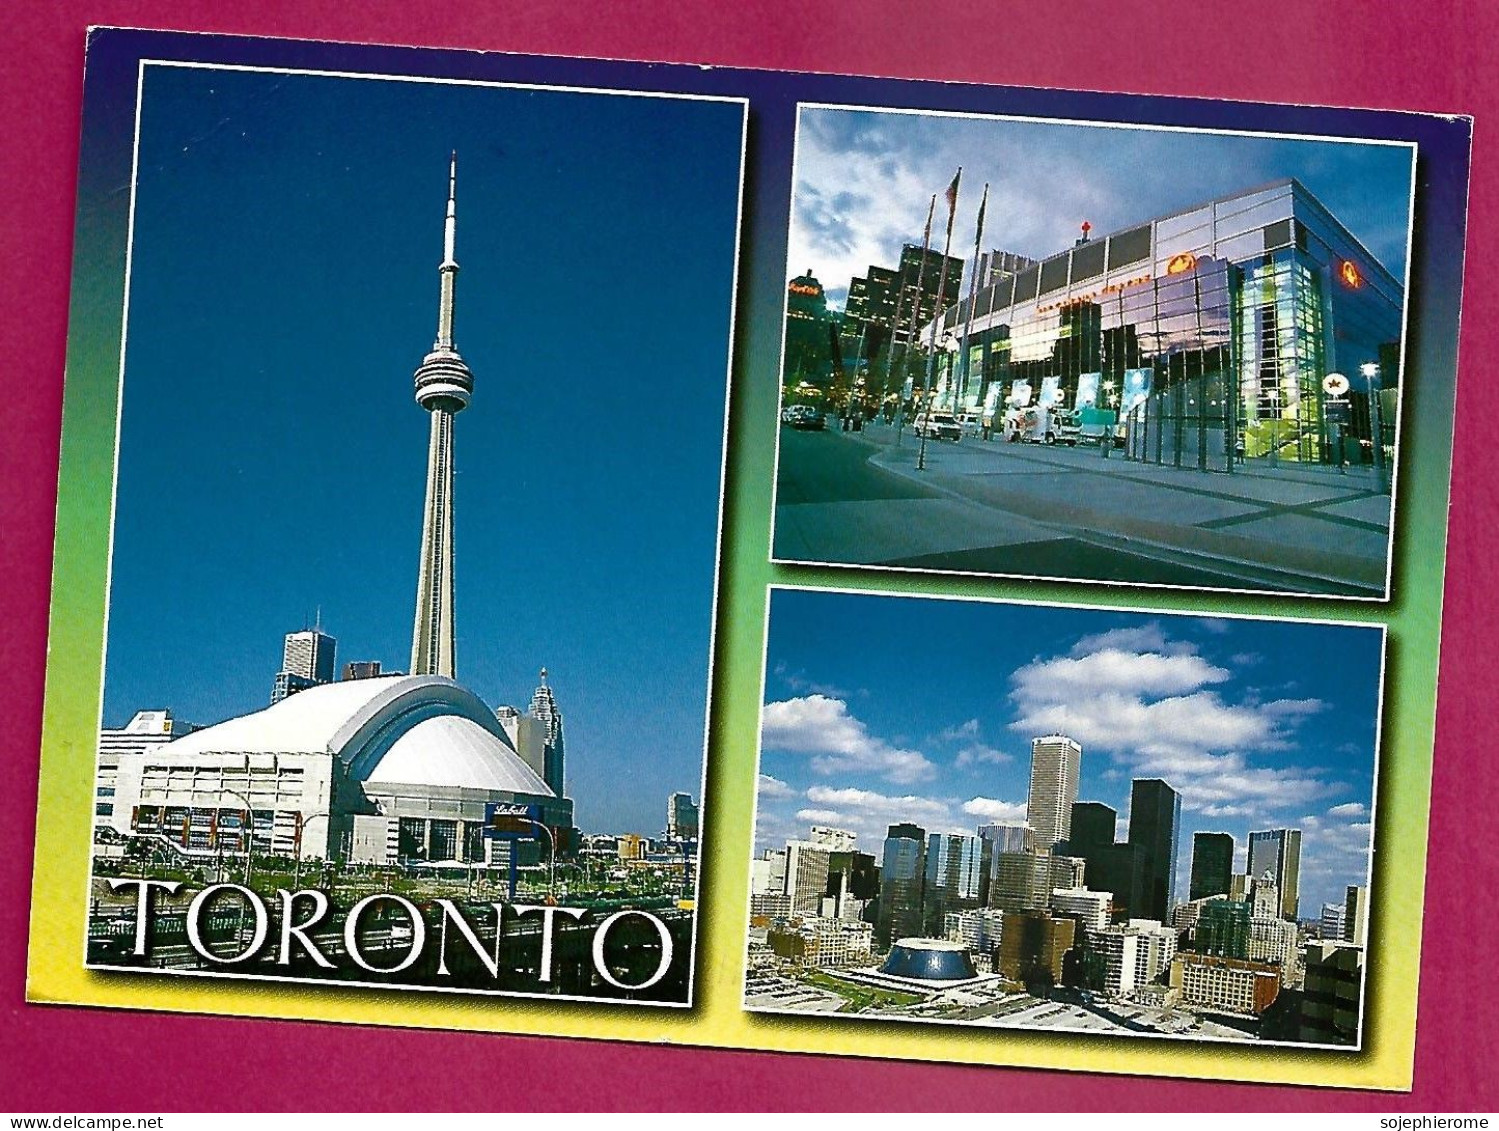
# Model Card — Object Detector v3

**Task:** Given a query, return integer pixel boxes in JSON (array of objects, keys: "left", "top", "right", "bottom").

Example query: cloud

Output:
[
  {"left": 788, "top": 784, "right": 972, "bottom": 847},
  {"left": 757, "top": 773, "right": 796, "bottom": 800},
  {"left": 1008, "top": 633, "right": 1336, "bottom": 821},
  {"left": 939, "top": 719, "right": 981, "bottom": 741},
  {"left": 1069, "top": 623, "right": 1187, "bottom": 657},
  {"left": 762, "top": 695, "right": 935, "bottom": 784},
  {"left": 1013, "top": 649, "right": 1230, "bottom": 700},
  {"left": 961, "top": 797, "right": 1027, "bottom": 822},
  {"left": 786, "top": 107, "right": 1411, "bottom": 314},
  {"left": 955, "top": 743, "right": 1012, "bottom": 768},
  {"left": 1327, "top": 801, "right": 1368, "bottom": 818}
]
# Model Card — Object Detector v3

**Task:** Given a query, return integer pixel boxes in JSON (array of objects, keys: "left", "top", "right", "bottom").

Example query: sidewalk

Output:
[{"left": 796, "top": 419, "right": 1392, "bottom": 594}]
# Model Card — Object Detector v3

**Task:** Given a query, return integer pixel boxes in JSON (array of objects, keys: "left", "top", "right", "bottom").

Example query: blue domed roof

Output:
[{"left": 880, "top": 939, "right": 976, "bottom": 981}]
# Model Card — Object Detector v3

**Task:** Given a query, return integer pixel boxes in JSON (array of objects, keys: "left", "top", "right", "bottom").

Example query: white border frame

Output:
[
  {"left": 767, "top": 100, "right": 1420, "bottom": 603},
  {"left": 741, "top": 581, "right": 1387, "bottom": 1052},
  {"left": 81, "top": 55, "right": 751, "bottom": 1011}
]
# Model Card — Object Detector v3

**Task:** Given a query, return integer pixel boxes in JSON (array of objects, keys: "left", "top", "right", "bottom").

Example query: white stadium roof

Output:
[{"left": 158, "top": 674, "right": 553, "bottom": 797}]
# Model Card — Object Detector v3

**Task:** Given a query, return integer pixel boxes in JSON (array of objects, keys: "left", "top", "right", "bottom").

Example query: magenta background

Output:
[{"left": 1, "top": 2, "right": 1494, "bottom": 1112}]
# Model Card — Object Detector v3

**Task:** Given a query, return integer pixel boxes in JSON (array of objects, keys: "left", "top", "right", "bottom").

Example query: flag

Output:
[
  {"left": 944, "top": 168, "right": 962, "bottom": 239},
  {"left": 974, "top": 183, "right": 988, "bottom": 244}
]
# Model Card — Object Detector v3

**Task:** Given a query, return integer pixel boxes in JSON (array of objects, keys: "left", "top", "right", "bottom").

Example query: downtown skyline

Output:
[
  {"left": 791, "top": 106, "right": 1414, "bottom": 310},
  {"left": 98, "top": 64, "right": 745, "bottom": 835},
  {"left": 755, "top": 589, "right": 1383, "bottom": 917}
]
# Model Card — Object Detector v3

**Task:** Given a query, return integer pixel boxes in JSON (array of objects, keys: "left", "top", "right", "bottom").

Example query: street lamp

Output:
[
  {"left": 1360, "top": 361, "right": 1387, "bottom": 486},
  {"left": 293, "top": 811, "right": 330, "bottom": 889},
  {"left": 918, "top": 332, "right": 957, "bottom": 472},
  {"left": 220, "top": 787, "right": 256, "bottom": 888}
]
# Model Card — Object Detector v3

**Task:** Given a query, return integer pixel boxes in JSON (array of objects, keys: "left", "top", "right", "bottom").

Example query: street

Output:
[{"left": 772, "top": 422, "right": 1390, "bottom": 596}]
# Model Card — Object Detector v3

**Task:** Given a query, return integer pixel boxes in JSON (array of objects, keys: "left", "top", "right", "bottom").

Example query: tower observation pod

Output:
[{"left": 411, "top": 153, "right": 473, "bottom": 679}]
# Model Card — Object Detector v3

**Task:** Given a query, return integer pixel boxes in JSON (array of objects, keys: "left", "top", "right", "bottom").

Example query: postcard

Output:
[
  {"left": 771, "top": 105, "right": 1415, "bottom": 600},
  {"left": 27, "top": 27, "right": 1470, "bottom": 1092},
  {"left": 749, "top": 587, "right": 1381, "bottom": 1048}
]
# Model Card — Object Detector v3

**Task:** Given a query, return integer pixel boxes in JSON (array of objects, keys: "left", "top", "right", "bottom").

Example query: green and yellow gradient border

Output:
[{"left": 28, "top": 28, "right": 1472, "bottom": 1091}]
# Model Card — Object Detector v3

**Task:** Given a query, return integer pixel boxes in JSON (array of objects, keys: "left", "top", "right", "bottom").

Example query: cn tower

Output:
[{"left": 410, "top": 154, "right": 473, "bottom": 679}]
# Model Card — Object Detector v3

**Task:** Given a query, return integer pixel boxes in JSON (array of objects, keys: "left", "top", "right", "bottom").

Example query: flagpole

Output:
[
  {"left": 961, "top": 184, "right": 989, "bottom": 415},
  {"left": 919, "top": 168, "right": 961, "bottom": 472},
  {"left": 895, "top": 194, "right": 937, "bottom": 447}
]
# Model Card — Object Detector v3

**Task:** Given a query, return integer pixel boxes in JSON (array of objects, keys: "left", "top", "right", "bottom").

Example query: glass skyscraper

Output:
[{"left": 1127, "top": 779, "right": 1181, "bottom": 922}]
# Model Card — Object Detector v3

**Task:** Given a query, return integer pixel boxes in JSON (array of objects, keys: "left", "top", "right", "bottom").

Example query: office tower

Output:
[
  {"left": 341, "top": 660, "right": 383, "bottom": 681},
  {"left": 1251, "top": 875, "right": 1281, "bottom": 920},
  {"left": 1050, "top": 887, "right": 1111, "bottom": 934},
  {"left": 922, "top": 833, "right": 988, "bottom": 933},
  {"left": 823, "top": 850, "right": 879, "bottom": 921},
  {"left": 1299, "top": 942, "right": 1365, "bottom": 1045},
  {"left": 989, "top": 849, "right": 1086, "bottom": 913},
  {"left": 997, "top": 910, "right": 1075, "bottom": 988},
  {"left": 283, "top": 629, "right": 336, "bottom": 683},
  {"left": 410, "top": 155, "right": 474, "bottom": 679},
  {"left": 977, "top": 823, "right": 1034, "bottom": 855},
  {"left": 1321, "top": 902, "right": 1348, "bottom": 940},
  {"left": 1344, "top": 885, "right": 1369, "bottom": 946},
  {"left": 666, "top": 791, "right": 699, "bottom": 842},
  {"left": 1248, "top": 829, "right": 1303, "bottom": 920},
  {"left": 528, "top": 669, "right": 566, "bottom": 796},
  {"left": 1127, "top": 779, "right": 1181, "bottom": 922},
  {"left": 876, "top": 823, "right": 927, "bottom": 947},
  {"left": 1094, "top": 919, "right": 1178, "bottom": 998},
  {"left": 1027, "top": 735, "right": 1083, "bottom": 850},
  {"left": 271, "top": 627, "right": 337, "bottom": 704},
  {"left": 809, "top": 826, "right": 857, "bottom": 852},
  {"left": 1066, "top": 802, "right": 1116, "bottom": 854},
  {"left": 1189, "top": 832, "right": 1235, "bottom": 901},
  {"left": 784, "top": 841, "right": 833, "bottom": 915},
  {"left": 1195, "top": 898, "right": 1251, "bottom": 958}
]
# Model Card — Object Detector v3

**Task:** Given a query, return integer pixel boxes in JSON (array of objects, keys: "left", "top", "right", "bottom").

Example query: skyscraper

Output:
[
  {"left": 1026, "top": 735, "right": 1082, "bottom": 850},
  {"left": 283, "top": 628, "right": 336, "bottom": 683},
  {"left": 528, "top": 669, "right": 565, "bottom": 796},
  {"left": 1067, "top": 801, "right": 1117, "bottom": 854},
  {"left": 922, "top": 833, "right": 988, "bottom": 933},
  {"left": 270, "top": 627, "right": 336, "bottom": 704},
  {"left": 1248, "top": 829, "right": 1303, "bottom": 921},
  {"left": 876, "top": 823, "right": 927, "bottom": 947},
  {"left": 1189, "top": 832, "right": 1235, "bottom": 901},
  {"left": 667, "top": 791, "right": 699, "bottom": 841},
  {"left": 977, "top": 823, "right": 1034, "bottom": 855},
  {"left": 1344, "top": 884, "right": 1369, "bottom": 946},
  {"left": 410, "top": 155, "right": 474, "bottom": 679},
  {"left": 1127, "top": 779, "right": 1181, "bottom": 922}
]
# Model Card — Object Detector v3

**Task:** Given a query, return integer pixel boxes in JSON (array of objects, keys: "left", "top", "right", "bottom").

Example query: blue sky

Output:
[
  {"left": 791, "top": 107, "right": 1414, "bottom": 309},
  {"left": 756, "top": 589, "right": 1383, "bottom": 917},
  {"left": 101, "top": 65, "right": 744, "bottom": 835}
]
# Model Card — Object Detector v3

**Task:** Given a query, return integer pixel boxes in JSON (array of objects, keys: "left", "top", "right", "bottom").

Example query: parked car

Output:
[
  {"left": 783, "top": 404, "right": 826, "bottom": 430},
  {"left": 913, "top": 411, "right": 963, "bottom": 442}
]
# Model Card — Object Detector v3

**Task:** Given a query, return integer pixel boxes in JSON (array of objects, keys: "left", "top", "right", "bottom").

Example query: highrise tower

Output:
[
  {"left": 1026, "top": 735, "right": 1082, "bottom": 850},
  {"left": 411, "top": 154, "right": 474, "bottom": 679},
  {"left": 1128, "top": 778, "right": 1182, "bottom": 921}
]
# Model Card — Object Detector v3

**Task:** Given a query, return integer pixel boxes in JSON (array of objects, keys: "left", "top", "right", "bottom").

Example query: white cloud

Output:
[
  {"left": 1327, "top": 801, "right": 1368, "bottom": 818},
  {"left": 1014, "top": 649, "right": 1230, "bottom": 700},
  {"left": 757, "top": 773, "right": 796, "bottom": 800},
  {"left": 796, "top": 784, "right": 972, "bottom": 847},
  {"left": 961, "top": 797, "right": 1027, "bottom": 822},
  {"left": 954, "top": 743, "right": 1012, "bottom": 768},
  {"left": 762, "top": 695, "right": 935, "bottom": 784}
]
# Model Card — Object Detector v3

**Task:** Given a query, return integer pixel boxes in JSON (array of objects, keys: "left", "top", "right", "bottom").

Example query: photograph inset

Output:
[
  {"left": 747, "top": 588, "right": 1380, "bottom": 1046},
  {"left": 87, "top": 62, "right": 745, "bottom": 1005},
  {"left": 773, "top": 106, "right": 1414, "bottom": 598}
]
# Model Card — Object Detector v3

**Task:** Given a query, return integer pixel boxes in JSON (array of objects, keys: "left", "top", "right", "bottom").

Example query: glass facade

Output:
[{"left": 932, "top": 179, "right": 1404, "bottom": 475}]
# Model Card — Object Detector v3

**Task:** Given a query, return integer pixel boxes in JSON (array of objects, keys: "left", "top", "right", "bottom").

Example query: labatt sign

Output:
[{"left": 107, "top": 879, "right": 676, "bottom": 990}]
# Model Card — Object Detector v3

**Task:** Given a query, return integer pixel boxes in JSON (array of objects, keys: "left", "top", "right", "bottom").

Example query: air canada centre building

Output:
[{"left": 931, "top": 178, "right": 1405, "bottom": 473}]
